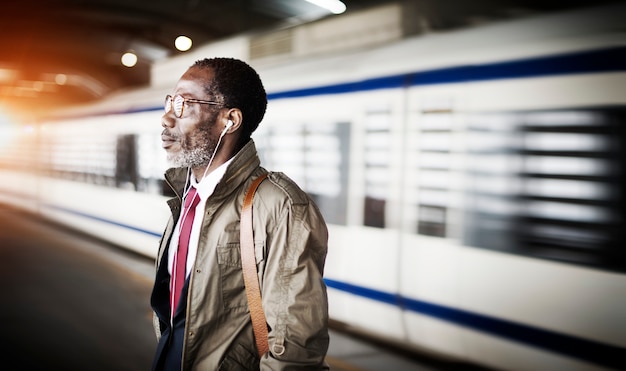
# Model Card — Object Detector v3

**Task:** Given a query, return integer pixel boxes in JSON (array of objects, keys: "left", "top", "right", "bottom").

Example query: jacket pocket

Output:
[
  {"left": 216, "top": 242, "right": 265, "bottom": 309},
  {"left": 218, "top": 343, "right": 259, "bottom": 371}
]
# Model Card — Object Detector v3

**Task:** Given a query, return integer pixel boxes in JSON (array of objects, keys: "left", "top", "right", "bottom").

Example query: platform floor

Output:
[{"left": 0, "top": 205, "right": 481, "bottom": 371}]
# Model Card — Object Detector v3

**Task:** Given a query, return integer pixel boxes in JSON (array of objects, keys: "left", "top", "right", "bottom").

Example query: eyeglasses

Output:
[{"left": 164, "top": 94, "right": 222, "bottom": 118}]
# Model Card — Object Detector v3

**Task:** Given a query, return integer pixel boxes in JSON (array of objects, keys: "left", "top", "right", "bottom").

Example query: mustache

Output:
[{"left": 161, "top": 129, "right": 180, "bottom": 140}]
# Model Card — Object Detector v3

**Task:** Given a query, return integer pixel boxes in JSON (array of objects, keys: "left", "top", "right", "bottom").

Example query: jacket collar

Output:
[{"left": 164, "top": 139, "right": 261, "bottom": 203}]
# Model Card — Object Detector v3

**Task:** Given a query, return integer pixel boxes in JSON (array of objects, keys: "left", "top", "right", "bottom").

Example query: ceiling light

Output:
[
  {"left": 121, "top": 52, "right": 138, "bottom": 67},
  {"left": 305, "top": 0, "right": 346, "bottom": 14},
  {"left": 55, "top": 74, "right": 67, "bottom": 85},
  {"left": 175, "top": 36, "right": 193, "bottom": 52}
]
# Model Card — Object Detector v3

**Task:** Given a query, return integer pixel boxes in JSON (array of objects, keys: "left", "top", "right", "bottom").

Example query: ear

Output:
[{"left": 223, "top": 108, "right": 243, "bottom": 134}]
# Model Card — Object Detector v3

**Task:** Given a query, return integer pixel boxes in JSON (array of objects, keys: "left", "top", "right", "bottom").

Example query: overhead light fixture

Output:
[
  {"left": 121, "top": 51, "right": 138, "bottom": 67},
  {"left": 175, "top": 35, "right": 193, "bottom": 52},
  {"left": 305, "top": 0, "right": 346, "bottom": 14},
  {"left": 55, "top": 74, "right": 67, "bottom": 85}
]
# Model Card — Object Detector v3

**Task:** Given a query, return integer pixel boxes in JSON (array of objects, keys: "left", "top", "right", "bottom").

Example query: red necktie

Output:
[{"left": 171, "top": 186, "right": 200, "bottom": 316}]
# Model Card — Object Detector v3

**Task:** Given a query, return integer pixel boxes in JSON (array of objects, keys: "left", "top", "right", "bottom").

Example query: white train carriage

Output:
[{"left": 0, "top": 3, "right": 624, "bottom": 370}]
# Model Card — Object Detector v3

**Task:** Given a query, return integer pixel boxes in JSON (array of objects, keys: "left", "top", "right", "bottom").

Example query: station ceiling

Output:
[{"left": 0, "top": 0, "right": 618, "bottom": 119}]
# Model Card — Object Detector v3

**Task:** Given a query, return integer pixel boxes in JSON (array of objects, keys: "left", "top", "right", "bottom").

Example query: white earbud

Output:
[{"left": 198, "top": 119, "right": 233, "bottom": 183}]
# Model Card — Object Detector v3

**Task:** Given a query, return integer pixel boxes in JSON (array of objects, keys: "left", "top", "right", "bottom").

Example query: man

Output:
[{"left": 151, "top": 57, "right": 330, "bottom": 370}]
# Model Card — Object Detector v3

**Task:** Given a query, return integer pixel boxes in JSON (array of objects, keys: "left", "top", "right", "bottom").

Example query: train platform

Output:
[{"left": 0, "top": 204, "right": 484, "bottom": 371}]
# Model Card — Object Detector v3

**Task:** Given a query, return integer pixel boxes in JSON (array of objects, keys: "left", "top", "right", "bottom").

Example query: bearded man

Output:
[{"left": 150, "top": 57, "right": 330, "bottom": 370}]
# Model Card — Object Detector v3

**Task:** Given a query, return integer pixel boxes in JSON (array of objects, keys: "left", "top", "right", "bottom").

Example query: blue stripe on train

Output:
[
  {"left": 43, "top": 203, "right": 162, "bottom": 238},
  {"left": 267, "top": 47, "right": 626, "bottom": 100},
  {"left": 324, "top": 278, "right": 626, "bottom": 370}
]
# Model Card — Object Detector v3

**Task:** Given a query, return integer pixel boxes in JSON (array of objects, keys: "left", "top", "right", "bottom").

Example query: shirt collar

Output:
[{"left": 190, "top": 158, "right": 234, "bottom": 201}]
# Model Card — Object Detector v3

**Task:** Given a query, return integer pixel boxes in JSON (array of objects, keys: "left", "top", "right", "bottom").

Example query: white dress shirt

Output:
[{"left": 168, "top": 158, "right": 234, "bottom": 277}]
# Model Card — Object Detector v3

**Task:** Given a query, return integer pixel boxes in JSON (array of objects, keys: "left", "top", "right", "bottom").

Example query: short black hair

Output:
[{"left": 192, "top": 58, "right": 267, "bottom": 145}]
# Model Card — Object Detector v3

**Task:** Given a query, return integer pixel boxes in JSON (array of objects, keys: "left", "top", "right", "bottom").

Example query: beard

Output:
[{"left": 165, "top": 123, "right": 218, "bottom": 168}]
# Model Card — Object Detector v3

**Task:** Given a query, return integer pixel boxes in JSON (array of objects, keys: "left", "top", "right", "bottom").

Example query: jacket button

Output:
[
  {"left": 196, "top": 269, "right": 201, "bottom": 273},
  {"left": 189, "top": 331, "right": 194, "bottom": 337}
]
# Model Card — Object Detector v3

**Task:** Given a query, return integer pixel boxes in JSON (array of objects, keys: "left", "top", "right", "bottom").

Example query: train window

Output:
[
  {"left": 363, "top": 111, "right": 391, "bottom": 228},
  {"left": 464, "top": 109, "right": 626, "bottom": 272},
  {"left": 136, "top": 133, "right": 170, "bottom": 195},
  {"left": 418, "top": 205, "right": 446, "bottom": 236},
  {"left": 409, "top": 109, "right": 457, "bottom": 237},
  {"left": 364, "top": 196, "right": 385, "bottom": 228},
  {"left": 39, "top": 126, "right": 117, "bottom": 186},
  {"left": 115, "top": 134, "right": 138, "bottom": 190},
  {"left": 256, "top": 121, "right": 350, "bottom": 225},
  {"left": 30, "top": 125, "right": 171, "bottom": 196}
]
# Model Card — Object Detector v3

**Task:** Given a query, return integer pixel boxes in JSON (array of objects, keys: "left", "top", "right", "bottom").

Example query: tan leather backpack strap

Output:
[{"left": 240, "top": 172, "right": 270, "bottom": 357}]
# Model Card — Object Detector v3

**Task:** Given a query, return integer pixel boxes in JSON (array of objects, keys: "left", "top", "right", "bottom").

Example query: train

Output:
[{"left": 0, "top": 2, "right": 624, "bottom": 370}]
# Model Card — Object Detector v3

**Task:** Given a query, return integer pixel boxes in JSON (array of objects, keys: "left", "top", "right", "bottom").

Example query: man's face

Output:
[{"left": 161, "top": 67, "right": 223, "bottom": 168}]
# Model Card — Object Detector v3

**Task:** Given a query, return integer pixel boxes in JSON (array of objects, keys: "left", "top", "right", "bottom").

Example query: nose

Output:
[{"left": 162, "top": 113, "right": 175, "bottom": 128}]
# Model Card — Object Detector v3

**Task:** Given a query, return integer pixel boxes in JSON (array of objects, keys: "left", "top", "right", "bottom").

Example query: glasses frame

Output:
[{"left": 165, "top": 94, "right": 222, "bottom": 118}]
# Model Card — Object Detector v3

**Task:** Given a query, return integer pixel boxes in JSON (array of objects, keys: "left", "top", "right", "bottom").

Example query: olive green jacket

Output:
[{"left": 153, "top": 140, "right": 330, "bottom": 370}]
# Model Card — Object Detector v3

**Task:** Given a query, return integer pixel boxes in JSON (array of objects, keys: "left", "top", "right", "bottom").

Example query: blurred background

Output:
[{"left": 0, "top": 1, "right": 624, "bottom": 370}]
